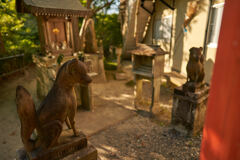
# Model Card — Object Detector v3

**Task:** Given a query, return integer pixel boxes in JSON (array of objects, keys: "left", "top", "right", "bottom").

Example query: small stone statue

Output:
[
  {"left": 172, "top": 47, "right": 209, "bottom": 136},
  {"left": 185, "top": 47, "right": 205, "bottom": 91},
  {"left": 16, "top": 59, "right": 92, "bottom": 154}
]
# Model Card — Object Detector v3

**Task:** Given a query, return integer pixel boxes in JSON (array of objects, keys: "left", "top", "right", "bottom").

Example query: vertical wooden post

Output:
[
  {"left": 200, "top": 0, "right": 240, "bottom": 159},
  {"left": 69, "top": 20, "right": 75, "bottom": 54},
  {"left": 37, "top": 16, "right": 48, "bottom": 55},
  {"left": 135, "top": 76, "right": 143, "bottom": 101},
  {"left": 72, "top": 17, "right": 81, "bottom": 52},
  {"left": 0, "top": 32, "right": 6, "bottom": 54}
]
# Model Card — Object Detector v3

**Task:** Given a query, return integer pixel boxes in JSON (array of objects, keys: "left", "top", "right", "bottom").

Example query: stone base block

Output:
[
  {"left": 115, "top": 73, "right": 127, "bottom": 80},
  {"left": 171, "top": 84, "right": 209, "bottom": 136},
  {"left": 62, "top": 144, "right": 98, "bottom": 160},
  {"left": 17, "top": 131, "right": 98, "bottom": 160}
]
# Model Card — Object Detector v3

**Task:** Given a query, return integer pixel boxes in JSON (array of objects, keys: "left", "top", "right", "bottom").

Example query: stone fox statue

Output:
[
  {"left": 186, "top": 47, "right": 205, "bottom": 84},
  {"left": 16, "top": 59, "right": 92, "bottom": 152}
]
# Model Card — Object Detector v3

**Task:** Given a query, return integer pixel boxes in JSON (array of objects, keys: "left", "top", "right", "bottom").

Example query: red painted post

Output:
[{"left": 200, "top": 0, "right": 240, "bottom": 159}]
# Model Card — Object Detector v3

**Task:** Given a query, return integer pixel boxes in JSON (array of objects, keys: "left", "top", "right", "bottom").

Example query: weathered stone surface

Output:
[
  {"left": 116, "top": 47, "right": 122, "bottom": 72},
  {"left": 85, "top": 53, "right": 106, "bottom": 82},
  {"left": 33, "top": 55, "right": 57, "bottom": 100},
  {"left": 132, "top": 50, "right": 166, "bottom": 113},
  {"left": 171, "top": 84, "right": 209, "bottom": 136},
  {"left": 97, "top": 55, "right": 106, "bottom": 82},
  {"left": 75, "top": 84, "right": 93, "bottom": 110},
  {"left": 62, "top": 144, "right": 98, "bottom": 160},
  {"left": 115, "top": 72, "right": 127, "bottom": 80},
  {"left": 33, "top": 55, "right": 97, "bottom": 109},
  {"left": 16, "top": 131, "right": 98, "bottom": 160},
  {"left": 29, "top": 132, "right": 88, "bottom": 160},
  {"left": 36, "top": 67, "right": 56, "bottom": 100}
]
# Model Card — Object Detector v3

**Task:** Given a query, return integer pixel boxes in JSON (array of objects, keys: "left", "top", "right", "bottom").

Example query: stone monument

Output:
[
  {"left": 171, "top": 47, "right": 209, "bottom": 136},
  {"left": 16, "top": 59, "right": 98, "bottom": 160}
]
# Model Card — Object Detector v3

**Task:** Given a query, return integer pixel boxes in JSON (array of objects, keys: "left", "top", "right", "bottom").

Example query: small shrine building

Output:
[{"left": 16, "top": 0, "right": 91, "bottom": 55}]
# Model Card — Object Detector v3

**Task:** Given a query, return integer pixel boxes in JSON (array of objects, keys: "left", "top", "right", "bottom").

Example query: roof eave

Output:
[{"left": 16, "top": 0, "right": 92, "bottom": 17}]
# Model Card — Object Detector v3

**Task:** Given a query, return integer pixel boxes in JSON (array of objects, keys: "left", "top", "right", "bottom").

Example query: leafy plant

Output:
[
  {"left": 78, "top": 53, "right": 85, "bottom": 62},
  {"left": 57, "top": 54, "right": 64, "bottom": 65},
  {"left": 104, "top": 58, "right": 117, "bottom": 70},
  {"left": 0, "top": 0, "right": 40, "bottom": 57},
  {"left": 95, "top": 13, "right": 122, "bottom": 58}
]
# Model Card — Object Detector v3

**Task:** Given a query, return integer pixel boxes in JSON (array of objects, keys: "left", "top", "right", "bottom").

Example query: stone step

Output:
[
  {"left": 62, "top": 144, "right": 98, "bottom": 160},
  {"left": 163, "top": 72, "right": 186, "bottom": 87}
]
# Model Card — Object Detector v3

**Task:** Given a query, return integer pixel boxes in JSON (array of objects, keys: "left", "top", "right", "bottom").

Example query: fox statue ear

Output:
[
  {"left": 199, "top": 47, "right": 203, "bottom": 52},
  {"left": 189, "top": 47, "right": 194, "bottom": 53},
  {"left": 67, "top": 59, "right": 79, "bottom": 75}
]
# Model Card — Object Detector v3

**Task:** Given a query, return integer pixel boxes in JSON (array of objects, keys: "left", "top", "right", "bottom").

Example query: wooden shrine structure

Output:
[{"left": 16, "top": 0, "right": 91, "bottom": 55}]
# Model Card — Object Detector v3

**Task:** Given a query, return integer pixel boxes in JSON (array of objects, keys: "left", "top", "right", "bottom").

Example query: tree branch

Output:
[
  {"left": 87, "top": 0, "right": 93, "bottom": 9},
  {"left": 93, "top": 0, "right": 115, "bottom": 14},
  {"left": 0, "top": 32, "right": 6, "bottom": 54}
]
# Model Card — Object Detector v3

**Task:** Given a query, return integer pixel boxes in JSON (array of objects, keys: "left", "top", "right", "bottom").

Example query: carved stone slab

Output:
[
  {"left": 171, "top": 84, "right": 209, "bottom": 136},
  {"left": 17, "top": 131, "right": 98, "bottom": 160},
  {"left": 62, "top": 143, "right": 98, "bottom": 160}
]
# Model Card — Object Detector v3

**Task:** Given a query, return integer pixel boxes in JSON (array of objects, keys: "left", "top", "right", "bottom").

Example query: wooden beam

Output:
[{"left": 72, "top": 17, "right": 81, "bottom": 52}]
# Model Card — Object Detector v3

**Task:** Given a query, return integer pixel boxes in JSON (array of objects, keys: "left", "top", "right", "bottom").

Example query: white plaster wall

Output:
[{"left": 172, "top": 0, "right": 210, "bottom": 76}]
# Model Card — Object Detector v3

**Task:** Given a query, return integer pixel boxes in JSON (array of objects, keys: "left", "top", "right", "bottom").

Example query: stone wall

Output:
[{"left": 33, "top": 54, "right": 105, "bottom": 110}]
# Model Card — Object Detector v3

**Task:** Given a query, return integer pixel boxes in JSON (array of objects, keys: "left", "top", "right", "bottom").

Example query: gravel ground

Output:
[{"left": 90, "top": 115, "right": 201, "bottom": 160}]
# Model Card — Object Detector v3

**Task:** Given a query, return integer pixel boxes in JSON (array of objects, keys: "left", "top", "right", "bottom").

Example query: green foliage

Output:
[
  {"left": 57, "top": 54, "right": 64, "bottom": 65},
  {"left": 79, "top": 0, "right": 87, "bottom": 7},
  {"left": 0, "top": 0, "right": 40, "bottom": 57},
  {"left": 79, "top": 0, "right": 121, "bottom": 58},
  {"left": 95, "top": 13, "right": 122, "bottom": 57},
  {"left": 78, "top": 53, "right": 85, "bottom": 62},
  {"left": 79, "top": 0, "right": 118, "bottom": 13},
  {"left": 104, "top": 58, "right": 117, "bottom": 70}
]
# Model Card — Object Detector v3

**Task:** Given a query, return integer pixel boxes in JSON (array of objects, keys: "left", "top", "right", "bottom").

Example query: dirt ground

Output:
[{"left": 0, "top": 62, "right": 201, "bottom": 160}]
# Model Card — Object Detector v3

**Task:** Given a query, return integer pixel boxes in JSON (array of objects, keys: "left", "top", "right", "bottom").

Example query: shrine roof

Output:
[
  {"left": 16, "top": 0, "right": 91, "bottom": 17},
  {"left": 129, "top": 43, "right": 169, "bottom": 56}
]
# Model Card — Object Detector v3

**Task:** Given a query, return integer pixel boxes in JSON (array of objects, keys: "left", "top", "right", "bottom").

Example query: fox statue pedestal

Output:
[
  {"left": 171, "top": 82, "right": 209, "bottom": 136},
  {"left": 16, "top": 131, "right": 98, "bottom": 160}
]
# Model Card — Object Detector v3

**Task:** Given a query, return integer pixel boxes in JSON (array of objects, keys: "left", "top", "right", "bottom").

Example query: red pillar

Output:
[{"left": 200, "top": 0, "right": 240, "bottom": 159}]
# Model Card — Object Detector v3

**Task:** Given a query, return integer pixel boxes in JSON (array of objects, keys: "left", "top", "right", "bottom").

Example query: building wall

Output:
[
  {"left": 123, "top": 0, "right": 224, "bottom": 83},
  {"left": 143, "top": 0, "right": 173, "bottom": 72},
  {"left": 135, "top": 0, "right": 154, "bottom": 43},
  {"left": 121, "top": 0, "right": 154, "bottom": 59},
  {"left": 204, "top": 0, "right": 225, "bottom": 83},
  {"left": 121, "top": 0, "right": 137, "bottom": 59},
  {"left": 173, "top": 0, "right": 210, "bottom": 77},
  {"left": 144, "top": 0, "right": 214, "bottom": 83}
]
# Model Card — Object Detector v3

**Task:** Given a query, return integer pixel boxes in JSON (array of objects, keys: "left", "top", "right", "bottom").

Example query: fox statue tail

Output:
[{"left": 16, "top": 85, "right": 38, "bottom": 152}]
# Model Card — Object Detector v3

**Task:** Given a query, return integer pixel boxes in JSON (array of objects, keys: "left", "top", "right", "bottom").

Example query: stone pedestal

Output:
[
  {"left": 75, "top": 84, "right": 93, "bottom": 110},
  {"left": 16, "top": 131, "right": 98, "bottom": 160},
  {"left": 171, "top": 84, "right": 209, "bottom": 136},
  {"left": 84, "top": 53, "right": 106, "bottom": 82},
  {"left": 116, "top": 47, "right": 122, "bottom": 72}
]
